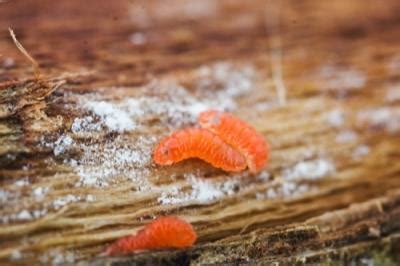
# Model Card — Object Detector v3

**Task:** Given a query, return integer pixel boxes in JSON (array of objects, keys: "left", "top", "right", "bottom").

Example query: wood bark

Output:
[{"left": 1, "top": 0, "right": 400, "bottom": 265}]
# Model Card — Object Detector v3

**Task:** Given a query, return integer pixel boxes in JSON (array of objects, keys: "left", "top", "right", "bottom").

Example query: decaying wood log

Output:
[{"left": 1, "top": 0, "right": 400, "bottom": 265}]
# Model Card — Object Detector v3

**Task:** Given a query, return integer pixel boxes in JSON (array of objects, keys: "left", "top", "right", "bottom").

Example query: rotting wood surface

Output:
[{"left": 1, "top": 0, "right": 400, "bottom": 265}]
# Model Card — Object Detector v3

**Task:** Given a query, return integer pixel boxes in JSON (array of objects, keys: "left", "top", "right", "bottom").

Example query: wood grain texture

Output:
[{"left": 1, "top": 0, "right": 400, "bottom": 265}]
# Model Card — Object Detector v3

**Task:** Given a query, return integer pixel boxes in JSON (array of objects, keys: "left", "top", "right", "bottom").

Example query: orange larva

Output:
[
  {"left": 153, "top": 127, "right": 247, "bottom": 172},
  {"left": 199, "top": 110, "right": 269, "bottom": 173},
  {"left": 104, "top": 216, "right": 197, "bottom": 256}
]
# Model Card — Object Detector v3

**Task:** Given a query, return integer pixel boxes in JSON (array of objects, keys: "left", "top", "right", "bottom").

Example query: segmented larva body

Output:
[
  {"left": 199, "top": 110, "right": 269, "bottom": 173},
  {"left": 153, "top": 128, "right": 246, "bottom": 172},
  {"left": 104, "top": 216, "right": 197, "bottom": 256}
]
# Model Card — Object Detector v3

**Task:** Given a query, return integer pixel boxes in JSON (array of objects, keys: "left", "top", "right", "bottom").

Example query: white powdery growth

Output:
[
  {"left": 53, "top": 135, "right": 74, "bottom": 156},
  {"left": 205, "top": 62, "right": 254, "bottom": 96},
  {"left": 129, "top": 32, "right": 147, "bottom": 45},
  {"left": 121, "top": 91, "right": 210, "bottom": 126},
  {"left": 46, "top": 62, "right": 257, "bottom": 188},
  {"left": 1, "top": 207, "right": 48, "bottom": 224},
  {"left": 196, "top": 62, "right": 256, "bottom": 110},
  {"left": 74, "top": 92, "right": 209, "bottom": 134},
  {"left": 283, "top": 159, "right": 335, "bottom": 181},
  {"left": 74, "top": 135, "right": 156, "bottom": 187},
  {"left": 32, "top": 209, "right": 48, "bottom": 219},
  {"left": 125, "top": 65, "right": 254, "bottom": 123},
  {"left": 325, "top": 109, "right": 345, "bottom": 127},
  {"left": 2, "top": 57, "right": 15, "bottom": 68},
  {"left": 10, "top": 250, "right": 22, "bottom": 261},
  {"left": 256, "top": 182, "right": 312, "bottom": 200},
  {"left": 14, "top": 179, "right": 29, "bottom": 187},
  {"left": 352, "top": 144, "right": 370, "bottom": 159},
  {"left": 32, "top": 187, "right": 50, "bottom": 201},
  {"left": 83, "top": 101, "right": 135, "bottom": 133},
  {"left": 42, "top": 120, "right": 155, "bottom": 188},
  {"left": 2, "top": 194, "right": 91, "bottom": 223},
  {"left": 53, "top": 194, "right": 80, "bottom": 210},
  {"left": 39, "top": 248, "right": 75, "bottom": 265},
  {"left": 72, "top": 63, "right": 255, "bottom": 131},
  {"left": 0, "top": 189, "right": 11, "bottom": 204},
  {"left": 71, "top": 116, "right": 101, "bottom": 133},
  {"left": 335, "top": 130, "right": 358, "bottom": 143},
  {"left": 318, "top": 65, "right": 366, "bottom": 90},
  {"left": 158, "top": 175, "right": 239, "bottom": 205},
  {"left": 281, "top": 182, "right": 311, "bottom": 197},
  {"left": 16, "top": 210, "right": 32, "bottom": 221},
  {"left": 256, "top": 170, "right": 271, "bottom": 181},
  {"left": 86, "top": 194, "right": 96, "bottom": 202},
  {"left": 358, "top": 107, "right": 400, "bottom": 132},
  {"left": 186, "top": 179, "right": 224, "bottom": 203}
]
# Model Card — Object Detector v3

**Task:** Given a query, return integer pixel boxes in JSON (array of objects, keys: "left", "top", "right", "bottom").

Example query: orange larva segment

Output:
[
  {"left": 104, "top": 216, "right": 197, "bottom": 256},
  {"left": 153, "top": 127, "right": 247, "bottom": 172},
  {"left": 199, "top": 110, "right": 269, "bottom": 173}
]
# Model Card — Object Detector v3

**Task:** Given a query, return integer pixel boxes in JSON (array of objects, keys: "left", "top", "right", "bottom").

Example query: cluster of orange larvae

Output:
[
  {"left": 104, "top": 110, "right": 269, "bottom": 256},
  {"left": 154, "top": 110, "right": 270, "bottom": 173}
]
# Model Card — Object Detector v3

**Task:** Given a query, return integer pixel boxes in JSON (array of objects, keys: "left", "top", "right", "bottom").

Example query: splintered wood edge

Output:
[{"left": 83, "top": 190, "right": 400, "bottom": 265}]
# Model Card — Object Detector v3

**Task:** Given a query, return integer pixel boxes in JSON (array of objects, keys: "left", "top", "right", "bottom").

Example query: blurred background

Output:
[{"left": 1, "top": 1, "right": 400, "bottom": 265}]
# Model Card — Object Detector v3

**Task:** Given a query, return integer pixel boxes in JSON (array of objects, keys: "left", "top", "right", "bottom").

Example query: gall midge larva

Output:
[
  {"left": 104, "top": 216, "right": 197, "bottom": 256},
  {"left": 199, "top": 110, "right": 269, "bottom": 173},
  {"left": 153, "top": 127, "right": 247, "bottom": 172}
]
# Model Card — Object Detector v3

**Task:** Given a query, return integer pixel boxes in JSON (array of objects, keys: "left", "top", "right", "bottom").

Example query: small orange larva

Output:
[
  {"left": 104, "top": 216, "right": 197, "bottom": 256},
  {"left": 153, "top": 127, "right": 246, "bottom": 172},
  {"left": 199, "top": 110, "right": 269, "bottom": 173}
]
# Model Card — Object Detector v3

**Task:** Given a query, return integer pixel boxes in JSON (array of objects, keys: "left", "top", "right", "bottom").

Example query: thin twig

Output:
[
  {"left": 8, "top": 27, "right": 41, "bottom": 79},
  {"left": 265, "top": 1, "right": 287, "bottom": 106},
  {"left": 270, "top": 38, "right": 286, "bottom": 106}
]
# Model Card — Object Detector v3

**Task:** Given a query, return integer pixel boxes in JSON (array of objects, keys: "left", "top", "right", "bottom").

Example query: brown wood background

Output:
[{"left": 1, "top": 0, "right": 400, "bottom": 265}]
